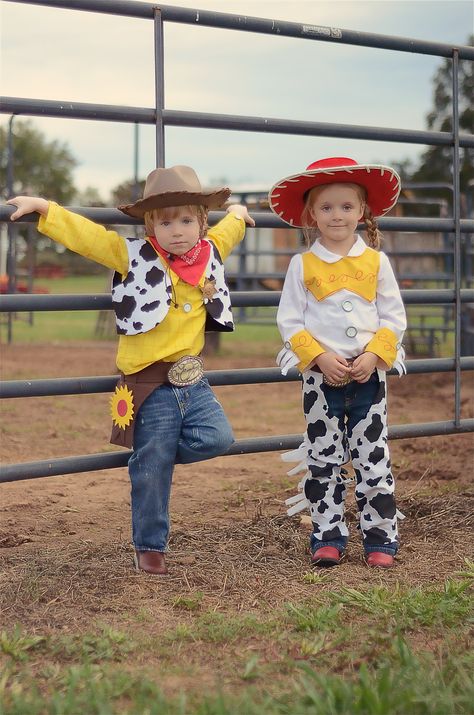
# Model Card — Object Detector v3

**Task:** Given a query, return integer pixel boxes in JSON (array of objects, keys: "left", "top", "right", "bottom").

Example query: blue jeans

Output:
[{"left": 128, "top": 378, "right": 234, "bottom": 552}]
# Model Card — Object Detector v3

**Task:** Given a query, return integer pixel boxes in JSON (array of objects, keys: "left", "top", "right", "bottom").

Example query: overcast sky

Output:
[{"left": 1, "top": 0, "right": 473, "bottom": 201}]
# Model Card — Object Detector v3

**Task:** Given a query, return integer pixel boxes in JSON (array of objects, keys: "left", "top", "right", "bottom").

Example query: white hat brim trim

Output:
[{"left": 268, "top": 164, "right": 401, "bottom": 226}]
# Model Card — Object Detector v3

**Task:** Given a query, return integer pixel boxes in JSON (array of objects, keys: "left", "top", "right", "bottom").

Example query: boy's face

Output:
[{"left": 152, "top": 206, "right": 201, "bottom": 256}]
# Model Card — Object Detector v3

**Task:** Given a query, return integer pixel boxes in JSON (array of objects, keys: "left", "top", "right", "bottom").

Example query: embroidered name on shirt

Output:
[{"left": 302, "top": 248, "right": 380, "bottom": 302}]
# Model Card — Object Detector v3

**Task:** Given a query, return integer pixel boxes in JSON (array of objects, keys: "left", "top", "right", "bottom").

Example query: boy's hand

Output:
[
  {"left": 226, "top": 204, "right": 255, "bottom": 227},
  {"left": 351, "top": 352, "right": 378, "bottom": 383},
  {"left": 313, "top": 352, "right": 351, "bottom": 384},
  {"left": 7, "top": 196, "right": 49, "bottom": 220}
]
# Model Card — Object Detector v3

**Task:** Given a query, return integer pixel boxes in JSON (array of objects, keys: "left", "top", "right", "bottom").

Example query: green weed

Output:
[
  {"left": 0, "top": 627, "right": 45, "bottom": 662},
  {"left": 285, "top": 602, "right": 343, "bottom": 633},
  {"left": 2, "top": 644, "right": 474, "bottom": 714},
  {"left": 172, "top": 591, "right": 204, "bottom": 611}
]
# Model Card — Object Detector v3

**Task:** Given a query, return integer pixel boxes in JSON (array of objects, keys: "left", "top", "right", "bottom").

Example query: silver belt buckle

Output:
[
  {"left": 322, "top": 373, "right": 353, "bottom": 388},
  {"left": 168, "top": 355, "right": 204, "bottom": 387},
  {"left": 322, "top": 359, "right": 354, "bottom": 388}
]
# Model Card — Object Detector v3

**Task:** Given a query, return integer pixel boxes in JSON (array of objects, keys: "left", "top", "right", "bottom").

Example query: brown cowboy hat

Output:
[
  {"left": 269, "top": 157, "right": 401, "bottom": 227},
  {"left": 118, "top": 165, "right": 231, "bottom": 218}
]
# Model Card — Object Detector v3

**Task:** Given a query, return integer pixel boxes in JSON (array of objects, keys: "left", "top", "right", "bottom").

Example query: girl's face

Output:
[
  {"left": 309, "top": 184, "right": 365, "bottom": 252},
  {"left": 152, "top": 206, "right": 201, "bottom": 256}
]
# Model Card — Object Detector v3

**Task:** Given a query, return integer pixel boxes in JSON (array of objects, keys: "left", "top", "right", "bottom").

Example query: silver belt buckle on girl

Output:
[{"left": 322, "top": 358, "right": 355, "bottom": 388}]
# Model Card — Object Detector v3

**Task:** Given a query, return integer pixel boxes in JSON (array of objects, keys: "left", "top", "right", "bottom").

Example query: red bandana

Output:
[{"left": 148, "top": 236, "right": 211, "bottom": 287}]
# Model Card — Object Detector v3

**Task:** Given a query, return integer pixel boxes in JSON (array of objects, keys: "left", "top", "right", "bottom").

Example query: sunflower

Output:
[{"left": 110, "top": 384, "right": 134, "bottom": 430}]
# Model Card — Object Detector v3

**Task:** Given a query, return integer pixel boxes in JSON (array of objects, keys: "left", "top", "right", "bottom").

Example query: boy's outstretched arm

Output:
[
  {"left": 8, "top": 197, "right": 127, "bottom": 274},
  {"left": 207, "top": 204, "right": 255, "bottom": 261},
  {"left": 7, "top": 196, "right": 49, "bottom": 220}
]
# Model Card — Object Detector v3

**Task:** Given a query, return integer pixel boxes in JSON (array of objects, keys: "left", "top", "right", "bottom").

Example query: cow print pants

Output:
[{"left": 302, "top": 369, "right": 399, "bottom": 556}]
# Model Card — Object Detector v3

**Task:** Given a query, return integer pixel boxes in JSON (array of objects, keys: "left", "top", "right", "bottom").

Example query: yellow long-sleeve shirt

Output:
[{"left": 38, "top": 203, "right": 245, "bottom": 374}]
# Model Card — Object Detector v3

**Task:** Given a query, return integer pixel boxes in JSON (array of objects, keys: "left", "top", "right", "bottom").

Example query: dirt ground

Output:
[{"left": 1, "top": 341, "right": 473, "bottom": 631}]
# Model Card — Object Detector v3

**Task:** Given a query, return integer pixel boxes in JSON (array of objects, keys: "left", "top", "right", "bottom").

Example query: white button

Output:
[
  {"left": 346, "top": 326, "right": 358, "bottom": 338},
  {"left": 342, "top": 300, "right": 353, "bottom": 312},
  {"left": 396, "top": 342, "right": 402, "bottom": 349},
  {"left": 183, "top": 303, "right": 192, "bottom": 313},
  {"left": 284, "top": 341, "right": 292, "bottom": 349}
]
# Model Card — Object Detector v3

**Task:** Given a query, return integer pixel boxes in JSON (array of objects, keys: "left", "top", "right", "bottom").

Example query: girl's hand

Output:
[
  {"left": 351, "top": 352, "right": 378, "bottom": 383},
  {"left": 314, "top": 352, "right": 351, "bottom": 384},
  {"left": 226, "top": 204, "right": 256, "bottom": 227},
  {"left": 7, "top": 196, "right": 49, "bottom": 220}
]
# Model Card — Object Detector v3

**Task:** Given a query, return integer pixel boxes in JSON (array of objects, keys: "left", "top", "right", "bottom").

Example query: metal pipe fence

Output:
[{"left": 1, "top": 0, "right": 473, "bottom": 483}]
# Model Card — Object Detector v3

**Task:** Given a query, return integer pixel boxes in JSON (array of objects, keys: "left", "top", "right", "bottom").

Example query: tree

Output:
[
  {"left": 410, "top": 35, "right": 474, "bottom": 204},
  {"left": 0, "top": 119, "right": 78, "bottom": 203},
  {"left": 110, "top": 178, "right": 145, "bottom": 207}
]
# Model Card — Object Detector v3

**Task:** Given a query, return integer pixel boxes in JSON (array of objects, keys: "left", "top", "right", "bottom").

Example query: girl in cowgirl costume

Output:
[
  {"left": 8, "top": 166, "right": 254, "bottom": 575},
  {"left": 269, "top": 157, "right": 406, "bottom": 569}
]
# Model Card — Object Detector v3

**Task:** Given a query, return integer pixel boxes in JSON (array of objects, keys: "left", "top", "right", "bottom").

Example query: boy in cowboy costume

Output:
[
  {"left": 8, "top": 165, "right": 255, "bottom": 574},
  {"left": 268, "top": 157, "right": 406, "bottom": 569}
]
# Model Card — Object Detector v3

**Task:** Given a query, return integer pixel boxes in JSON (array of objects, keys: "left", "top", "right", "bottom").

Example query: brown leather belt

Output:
[{"left": 110, "top": 356, "right": 204, "bottom": 449}]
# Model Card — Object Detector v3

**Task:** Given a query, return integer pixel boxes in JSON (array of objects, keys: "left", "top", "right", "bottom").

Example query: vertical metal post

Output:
[
  {"left": 6, "top": 115, "right": 16, "bottom": 343},
  {"left": 154, "top": 9, "right": 165, "bottom": 168},
  {"left": 133, "top": 122, "right": 140, "bottom": 237},
  {"left": 27, "top": 224, "right": 35, "bottom": 325},
  {"left": 452, "top": 49, "right": 461, "bottom": 427},
  {"left": 133, "top": 123, "right": 140, "bottom": 198}
]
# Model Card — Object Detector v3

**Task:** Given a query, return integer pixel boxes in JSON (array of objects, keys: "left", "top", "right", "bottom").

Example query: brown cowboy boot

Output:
[{"left": 134, "top": 550, "right": 168, "bottom": 574}]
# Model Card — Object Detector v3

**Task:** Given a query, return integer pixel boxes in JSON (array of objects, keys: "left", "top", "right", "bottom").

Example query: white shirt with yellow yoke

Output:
[{"left": 277, "top": 235, "right": 406, "bottom": 372}]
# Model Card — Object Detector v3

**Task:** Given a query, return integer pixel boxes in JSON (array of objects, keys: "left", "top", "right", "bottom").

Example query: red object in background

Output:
[
  {"left": 33, "top": 265, "right": 65, "bottom": 278},
  {"left": 0, "top": 274, "right": 49, "bottom": 294}
]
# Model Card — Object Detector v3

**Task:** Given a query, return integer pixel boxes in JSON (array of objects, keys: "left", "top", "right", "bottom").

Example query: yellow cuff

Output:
[
  {"left": 37, "top": 201, "right": 56, "bottom": 232},
  {"left": 289, "top": 330, "right": 325, "bottom": 371},
  {"left": 365, "top": 327, "right": 398, "bottom": 368}
]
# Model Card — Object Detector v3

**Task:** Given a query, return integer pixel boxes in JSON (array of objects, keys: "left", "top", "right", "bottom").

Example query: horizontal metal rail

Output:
[
  {"left": 1, "top": 289, "right": 474, "bottom": 313},
  {"left": 2, "top": 205, "right": 474, "bottom": 233},
  {"left": 1, "top": 358, "right": 473, "bottom": 399},
  {"left": 6, "top": 0, "right": 474, "bottom": 59},
  {"left": 2, "top": 98, "right": 474, "bottom": 149},
  {"left": 1, "top": 419, "right": 473, "bottom": 484}
]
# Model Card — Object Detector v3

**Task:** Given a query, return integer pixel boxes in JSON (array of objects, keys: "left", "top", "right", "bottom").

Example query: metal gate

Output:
[{"left": 1, "top": 0, "right": 473, "bottom": 483}]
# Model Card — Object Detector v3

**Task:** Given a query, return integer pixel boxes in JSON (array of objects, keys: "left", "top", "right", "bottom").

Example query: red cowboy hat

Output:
[{"left": 268, "top": 157, "right": 401, "bottom": 227}]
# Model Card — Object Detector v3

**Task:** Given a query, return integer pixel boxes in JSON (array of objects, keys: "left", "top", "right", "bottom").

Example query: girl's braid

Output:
[{"left": 363, "top": 205, "right": 381, "bottom": 250}]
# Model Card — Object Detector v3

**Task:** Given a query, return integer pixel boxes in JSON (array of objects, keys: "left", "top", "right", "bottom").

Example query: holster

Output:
[{"left": 110, "top": 361, "right": 175, "bottom": 450}]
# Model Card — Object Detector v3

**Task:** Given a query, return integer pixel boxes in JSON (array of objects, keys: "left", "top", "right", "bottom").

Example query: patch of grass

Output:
[
  {"left": 1, "top": 274, "right": 111, "bottom": 343},
  {"left": 294, "top": 640, "right": 474, "bottom": 715},
  {"left": 1, "top": 310, "right": 108, "bottom": 343},
  {"left": 241, "top": 654, "right": 260, "bottom": 681},
  {"left": 0, "top": 627, "right": 45, "bottom": 662},
  {"left": 50, "top": 626, "right": 135, "bottom": 664},
  {"left": 172, "top": 591, "right": 204, "bottom": 612},
  {"left": 2, "top": 642, "right": 473, "bottom": 715},
  {"left": 285, "top": 602, "right": 343, "bottom": 633},
  {"left": 301, "top": 570, "right": 329, "bottom": 585},
  {"left": 2, "top": 574, "right": 473, "bottom": 714},
  {"left": 164, "top": 610, "right": 274, "bottom": 645},
  {"left": 220, "top": 322, "right": 281, "bottom": 357},
  {"left": 333, "top": 579, "right": 473, "bottom": 630}
]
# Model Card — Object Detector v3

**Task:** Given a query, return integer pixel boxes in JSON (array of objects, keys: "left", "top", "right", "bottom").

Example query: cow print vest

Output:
[{"left": 111, "top": 237, "right": 234, "bottom": 336}]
